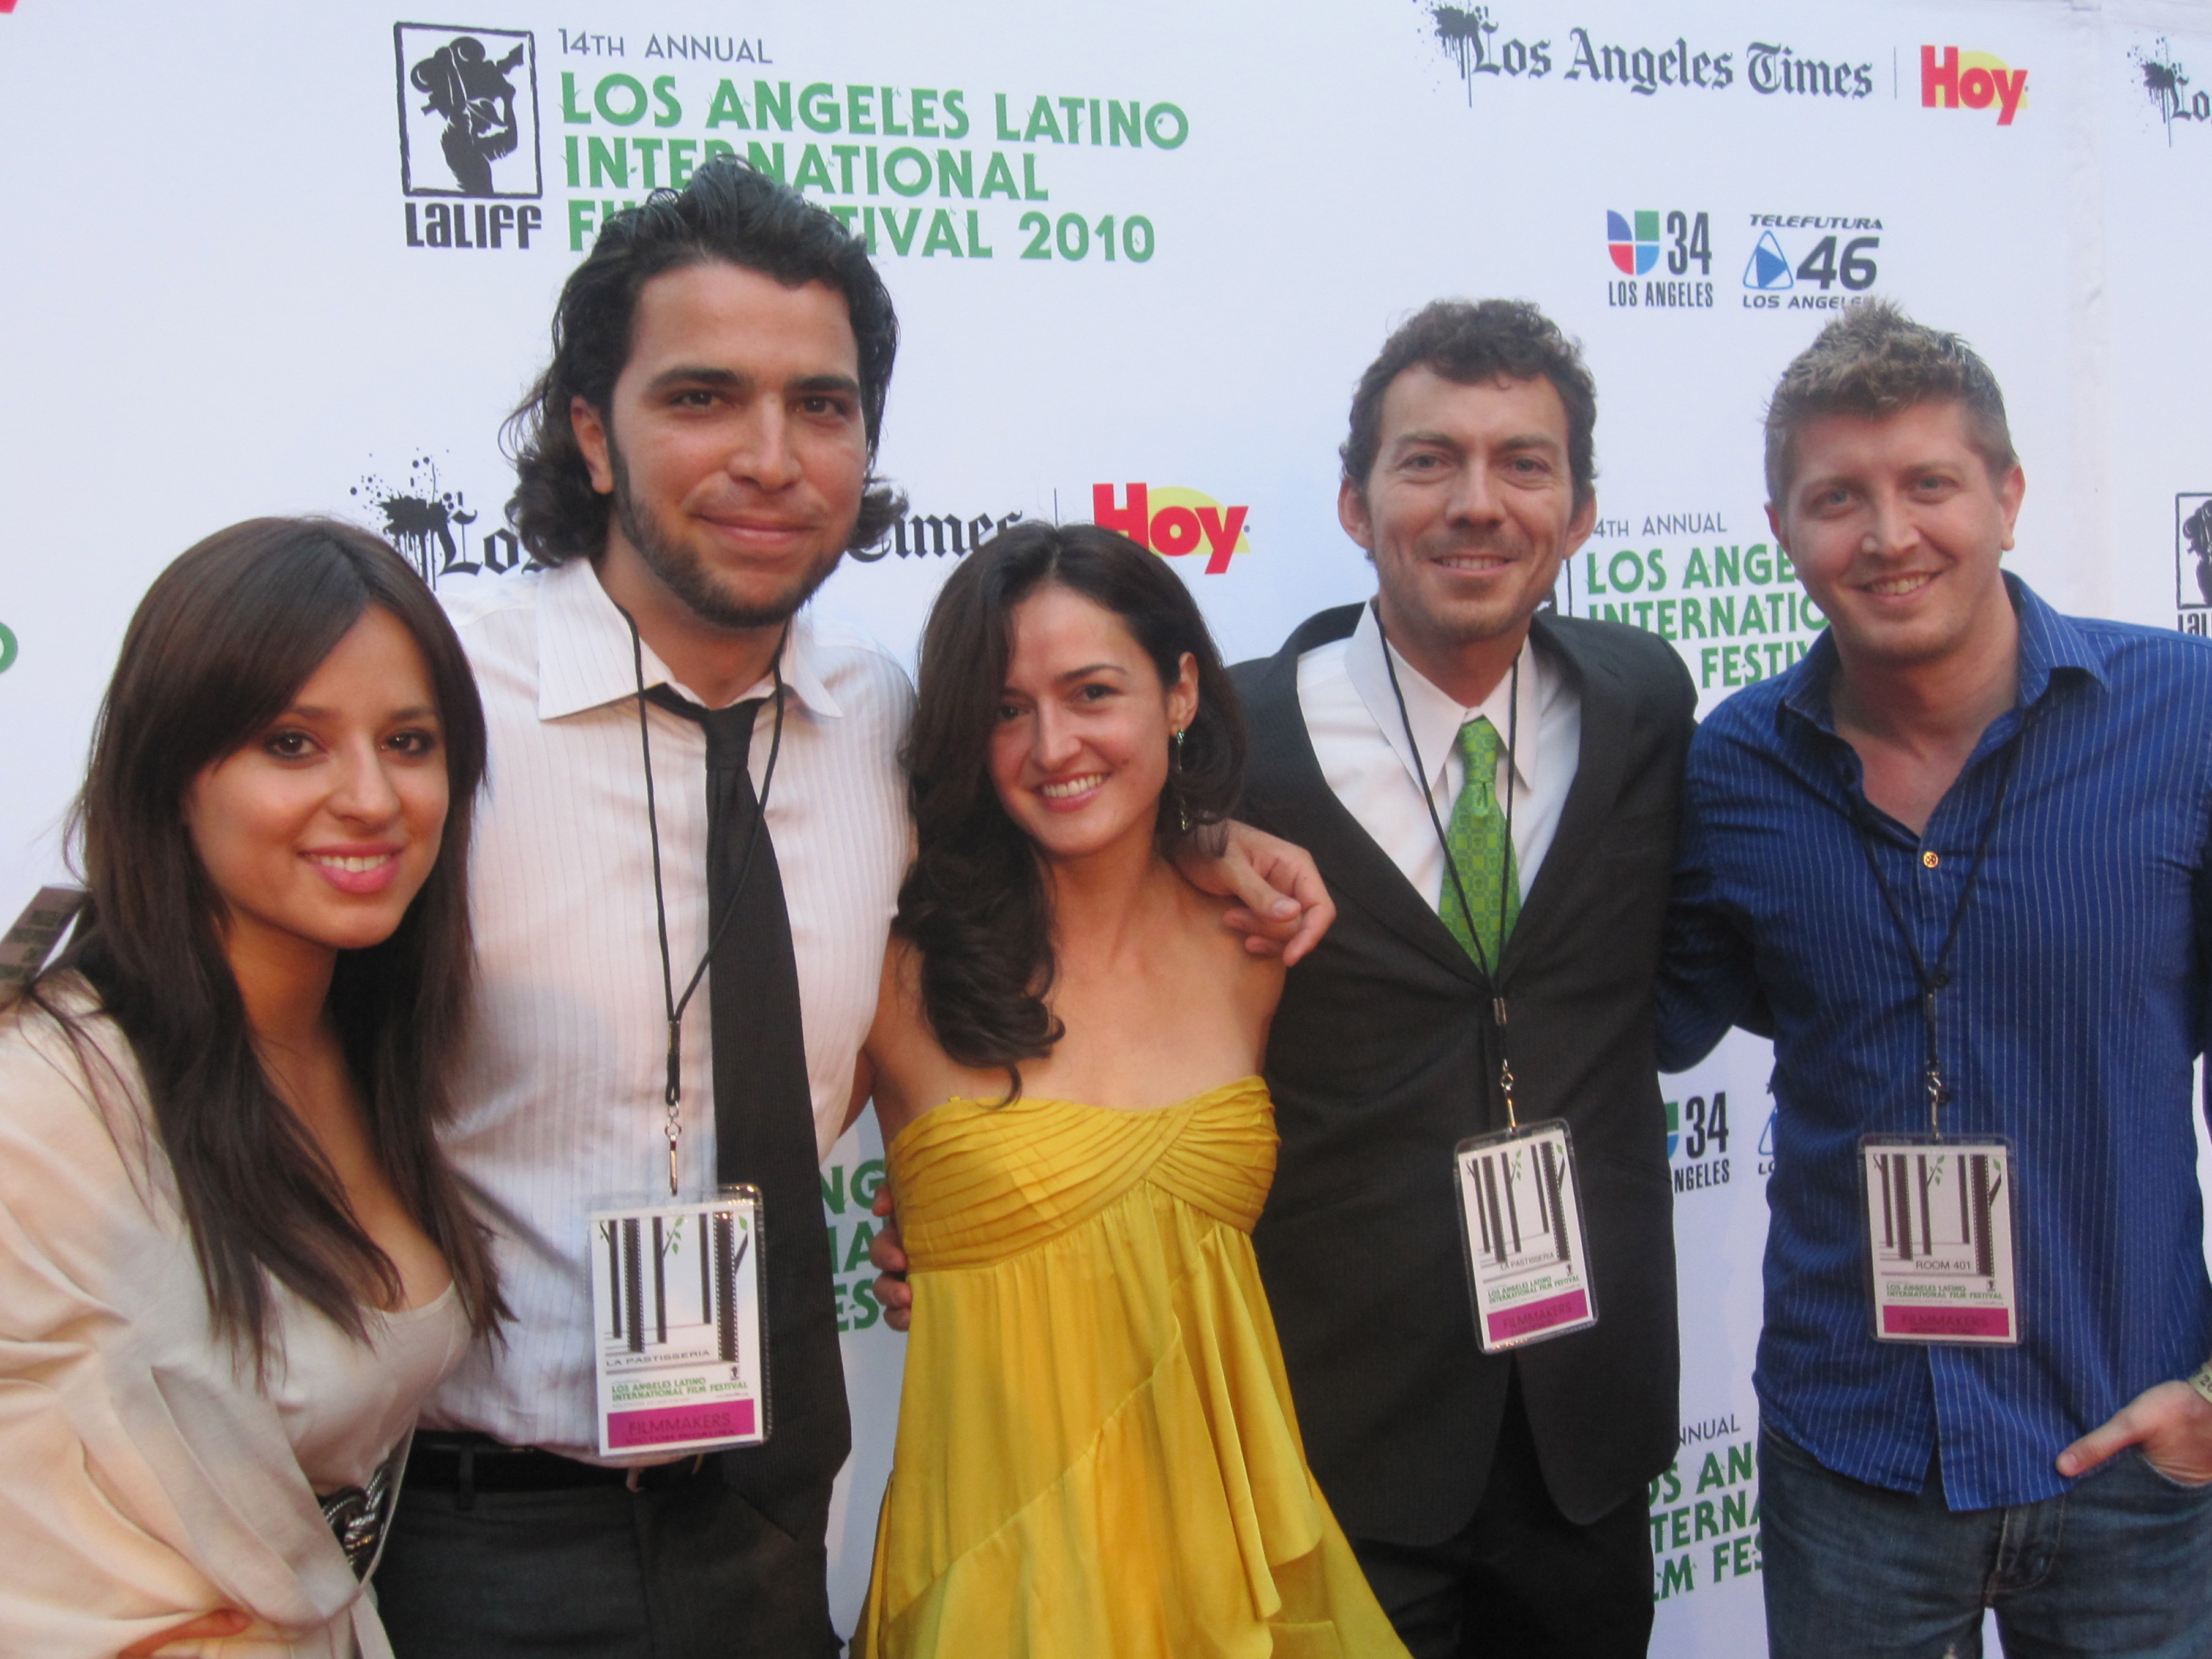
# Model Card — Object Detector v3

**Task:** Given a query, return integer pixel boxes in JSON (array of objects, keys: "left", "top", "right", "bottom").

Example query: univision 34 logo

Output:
[
  {"left": 1665, "top": 1091, "right": 1732, "bottom": 1194},
  {"left": 1604, "top": 208, "right": 1714, "bottom": 310}
]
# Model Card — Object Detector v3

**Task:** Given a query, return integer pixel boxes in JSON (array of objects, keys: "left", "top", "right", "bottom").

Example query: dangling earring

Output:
[{"left": 1172, "top": 728, "right": 1189, "bottom": 833}]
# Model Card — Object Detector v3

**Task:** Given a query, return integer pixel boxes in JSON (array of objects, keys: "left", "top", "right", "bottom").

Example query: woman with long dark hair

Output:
[
  {"left": 0, "top": 519, "right": 505, "bottom": 1657},
  {"left": 855, "top": 523, "right": 1406, "bottom": 1657}
]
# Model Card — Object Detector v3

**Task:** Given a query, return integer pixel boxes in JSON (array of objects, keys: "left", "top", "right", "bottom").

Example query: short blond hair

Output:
[{"left": 1764, "top": 299, "right": 2015, "bottom": 506}]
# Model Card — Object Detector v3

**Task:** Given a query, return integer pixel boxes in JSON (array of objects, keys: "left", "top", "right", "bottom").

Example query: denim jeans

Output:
[{"left": 1760, "top": 1422, "right": 2212, "bottom": 1658}]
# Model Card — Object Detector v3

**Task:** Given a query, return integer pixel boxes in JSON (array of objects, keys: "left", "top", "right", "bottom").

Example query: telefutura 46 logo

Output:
[
  {"left": 1093, "top": 484, "right": 1250, "bottom": 574},
  {"left": 1740, "top": 213, "right": 1882, "bottom": 311},
  {"left": 396, "top": 23, "right": 546, "bottom": 251}
]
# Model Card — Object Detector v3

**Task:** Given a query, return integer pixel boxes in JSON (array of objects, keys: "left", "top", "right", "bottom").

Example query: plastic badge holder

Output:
[
  {"left": 1454, "top": 1119, "right": 1598, "bottom": 1353},
  {"left": 589, "top": 1184, "right": 772, "bottom": 1457}
]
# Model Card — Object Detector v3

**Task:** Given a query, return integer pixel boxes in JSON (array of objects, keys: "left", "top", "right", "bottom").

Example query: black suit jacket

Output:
[{"left": 1233, "top": 603, "right": 1694, "bottom": 1544}]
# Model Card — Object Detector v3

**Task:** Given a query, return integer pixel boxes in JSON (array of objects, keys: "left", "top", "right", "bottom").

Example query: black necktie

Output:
[{"left": 643, "top": 685, "right": 850, "bottom": 1530}]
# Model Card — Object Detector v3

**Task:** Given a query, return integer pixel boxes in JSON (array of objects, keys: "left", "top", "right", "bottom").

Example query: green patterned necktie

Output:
[{"left": 1442, "top": 716, "right": 1519, "bottom": 972}]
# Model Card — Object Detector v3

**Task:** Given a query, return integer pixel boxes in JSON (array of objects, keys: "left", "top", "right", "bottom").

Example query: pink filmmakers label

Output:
[
  {"left": 1860, "top": 1138, "right": 2020, "bottom": 1348},
  {"left": 589, "top": 1191, "right": 770, "bottom": 1458},
  {"left": 1454, "top": 1119, "right": 1600, "bottom": 1354}
]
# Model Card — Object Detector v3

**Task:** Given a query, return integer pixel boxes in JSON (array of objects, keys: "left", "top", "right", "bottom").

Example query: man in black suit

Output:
[{"left": 1232, "top": 299, "right": 1693, "bottom": 1657}]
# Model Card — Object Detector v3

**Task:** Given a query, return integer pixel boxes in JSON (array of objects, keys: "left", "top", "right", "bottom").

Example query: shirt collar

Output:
[
  {"left": 533, "top": 556, "right": 844, "bottom": 722},
  {"left": 1344, "top": 598, "right": 1541, "bottom": 797},
  {"left": 1780, "top": 571, "right": 2104, "bottom": 739}
]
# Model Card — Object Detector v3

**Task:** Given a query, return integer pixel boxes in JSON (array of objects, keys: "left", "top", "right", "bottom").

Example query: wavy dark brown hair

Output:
[
  {"left": 1341, "top": 298, "right": 1598, "bottom": 510},
  {"left": 897, "top": 522, "right": 1245, "bottom": 1092},
  {"left": 504, "top": 158, "right": 905, "bottom": 564},
  {"left": 29, "top": 517, "right": 505, "bottom": 1364}
]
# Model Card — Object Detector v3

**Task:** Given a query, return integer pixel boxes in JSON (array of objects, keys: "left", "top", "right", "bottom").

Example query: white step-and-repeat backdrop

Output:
[{"left": 4, "top": 2, "right": 2210, "bottom": 1650}]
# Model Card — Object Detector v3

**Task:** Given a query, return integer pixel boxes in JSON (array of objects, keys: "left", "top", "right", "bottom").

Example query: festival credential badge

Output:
[
  {"left": 588, "top": 1188, "right": 769, "bottom": 1458},
  {"left": 1860, "top": 1137, "right": 2018, "bottom": 1345},
  {"left": 1454, "top": 1121, "right": 1598, "bottom": 1353}
]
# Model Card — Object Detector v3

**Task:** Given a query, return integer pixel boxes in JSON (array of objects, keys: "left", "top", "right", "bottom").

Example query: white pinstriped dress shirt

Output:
[{"left": 424, "top": 557, "right": 912, "bottom": 1461}]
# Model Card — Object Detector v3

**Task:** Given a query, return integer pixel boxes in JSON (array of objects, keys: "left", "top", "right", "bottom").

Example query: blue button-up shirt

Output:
[{"left": 1660, "top": 574, "right": 2212, "bottom": 1508}]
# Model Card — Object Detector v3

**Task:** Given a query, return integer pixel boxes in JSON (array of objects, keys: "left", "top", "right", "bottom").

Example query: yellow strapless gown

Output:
[{"left": 857, "top": 1076, "right": 1410, "bottom": 1658}]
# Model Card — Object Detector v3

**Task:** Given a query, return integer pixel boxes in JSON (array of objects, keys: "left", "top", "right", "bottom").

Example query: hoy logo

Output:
[
  {"left": 1092, "top": 484, "right": 1251, "bottom": 574},
  {"left": 1920, "top": 46, "right": 2028, "bottom": 125}
]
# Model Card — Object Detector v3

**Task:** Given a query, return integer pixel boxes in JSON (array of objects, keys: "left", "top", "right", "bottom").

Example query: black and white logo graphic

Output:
[
  {"left": 396, "top": 24, "right": 541, "bottom": 198},
  {"left": 2178, "top": 494, "right": 2212, "bottom": 612}
]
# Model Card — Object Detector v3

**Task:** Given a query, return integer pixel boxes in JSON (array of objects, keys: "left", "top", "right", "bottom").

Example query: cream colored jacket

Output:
[{"left": 0, "top": 991, "right": 394, "bottom": 1659}]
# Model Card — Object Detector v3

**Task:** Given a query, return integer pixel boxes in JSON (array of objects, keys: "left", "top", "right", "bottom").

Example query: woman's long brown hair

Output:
[{"left": 32, "top": 517, "right": 506, "bottom": 1364}]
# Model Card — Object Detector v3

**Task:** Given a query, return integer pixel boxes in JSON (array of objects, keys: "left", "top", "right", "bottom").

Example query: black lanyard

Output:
[
  {"left": 1375, "top": 606, "right": 1525, "bottom": 1126},
  {"left": 1846, "top": 708, "right": 2034, "bottom": 1138},
  {"left": 623, "top": 610, "right": 788, "bottom": 1194}
]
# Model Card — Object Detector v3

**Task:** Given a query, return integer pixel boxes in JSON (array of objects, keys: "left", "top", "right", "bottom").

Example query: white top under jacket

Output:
[
  {"left": 1295, "top": 600, "right": 1582, "bottom": 906},
  {"left": 0, "top": 990, "right": 469, "bottom": 1658},
  {"left": 424, "top": 559, "right": 913, "bottom": 1461}
]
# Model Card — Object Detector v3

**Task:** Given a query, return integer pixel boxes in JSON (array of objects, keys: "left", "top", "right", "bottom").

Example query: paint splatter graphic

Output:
[
  {"left": 351, "top": 456, "right": 529, "bottom": 585},
  {"left": 1430, "top": 4, "right": 1491, "bottom": 102},
  {"left": 2132, "top": 39, "right": 2191, "bottom": 143}
]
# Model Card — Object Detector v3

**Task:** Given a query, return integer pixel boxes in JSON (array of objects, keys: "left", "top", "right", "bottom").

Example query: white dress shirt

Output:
[
  {"left": 1295, "top": 601, "right": 1581, "bottom": 908},
  {"left": 427, "top": 558, "right": 912, "bottom": 1459}
]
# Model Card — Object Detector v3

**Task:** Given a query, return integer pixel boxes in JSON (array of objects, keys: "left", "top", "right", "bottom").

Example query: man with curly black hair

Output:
[{"left": 374, "top": 159, "right": 1333, "bottom": 1659}]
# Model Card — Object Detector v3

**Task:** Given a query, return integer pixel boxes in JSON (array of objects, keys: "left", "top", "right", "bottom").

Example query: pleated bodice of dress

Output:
[{"left": 858, "top": 1075, "right": 1409, "bottom": 1659}]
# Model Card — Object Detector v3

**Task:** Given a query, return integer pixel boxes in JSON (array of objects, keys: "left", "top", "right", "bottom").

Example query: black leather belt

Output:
[{"left": 407, "top": 1431, "right": 714, "bottom": 1508}]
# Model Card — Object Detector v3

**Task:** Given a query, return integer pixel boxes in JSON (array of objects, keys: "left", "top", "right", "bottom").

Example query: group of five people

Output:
[{"left": 2, "top": 160, "right": 2209, "bottom": 1658}]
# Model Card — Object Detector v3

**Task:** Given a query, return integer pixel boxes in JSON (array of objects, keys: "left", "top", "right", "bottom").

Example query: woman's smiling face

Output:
[
  {"left": 183, "top": 606, "right": 449, "bottom": 970},
  {"left": 987, "top": 582, "right": 1197, "bottom": 865}
]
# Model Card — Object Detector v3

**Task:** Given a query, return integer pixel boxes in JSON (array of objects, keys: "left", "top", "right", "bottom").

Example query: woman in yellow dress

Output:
[{"left": 854, "top": 521, "right": 1409, "bottom": 1658}]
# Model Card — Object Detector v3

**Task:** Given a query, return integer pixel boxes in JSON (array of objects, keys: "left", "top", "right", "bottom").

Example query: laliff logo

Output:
[
  {"left": 2134, "top": 39, "right": 2210, "bottom": 141},
  {"left": 1092, "top": 484, "right": 1250, "bottom": 574},
  {"left": 1920, "top": 46, "right": 2028, "bottom": 125},
  {"left": 2175, "top": 494, "right": 2212, "bottom": 634},
  {"left": 398, "top": 25, "right": 541, "bottom": 195},
  {"left": 396, "top": 24, "right": 545, "bottom": 251}
]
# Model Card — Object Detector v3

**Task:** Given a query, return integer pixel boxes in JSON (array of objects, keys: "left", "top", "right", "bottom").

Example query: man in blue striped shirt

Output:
[{"left": 1660, "top": 303, "right": 2212, "bottom": 1657}]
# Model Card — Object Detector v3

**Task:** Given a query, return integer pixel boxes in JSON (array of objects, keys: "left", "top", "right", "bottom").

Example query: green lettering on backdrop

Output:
[{"left": 556, "top": 73, "right": 1187, "bottom": 272}]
